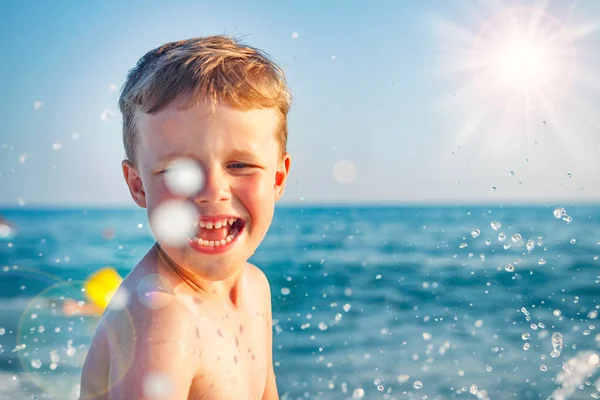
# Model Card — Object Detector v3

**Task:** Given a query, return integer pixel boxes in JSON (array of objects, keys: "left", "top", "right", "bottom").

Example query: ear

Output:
[
  {"left": 274, "top": 153, "right": 291, "bottom": 202},
  {"left": 122, "top": 160, "right": 147, "bottom": 208}
]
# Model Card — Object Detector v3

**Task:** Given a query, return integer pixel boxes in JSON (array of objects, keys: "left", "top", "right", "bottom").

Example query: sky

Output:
[{"left": 1, "top": 0, "right": 599, "bottom": 207}]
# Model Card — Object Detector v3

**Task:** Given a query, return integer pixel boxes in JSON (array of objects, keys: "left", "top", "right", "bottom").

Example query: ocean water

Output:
[{"left": 0, "top": 204, "right": 598, "bottom": 400}]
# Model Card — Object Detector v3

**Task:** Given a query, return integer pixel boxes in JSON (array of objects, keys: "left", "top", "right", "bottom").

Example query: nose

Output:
[{"left": 194, "top": 164, "right": 231, "bottom": 204}]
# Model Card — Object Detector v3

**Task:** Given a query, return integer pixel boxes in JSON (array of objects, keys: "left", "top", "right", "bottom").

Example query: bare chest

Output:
[{"left": 188, "top": 310, "right": 269, "bottom": 400}]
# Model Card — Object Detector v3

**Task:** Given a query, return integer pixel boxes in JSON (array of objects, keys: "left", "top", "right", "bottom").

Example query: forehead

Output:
[{"left": 135, "top": 101, "right": 280, "bottom": 160}]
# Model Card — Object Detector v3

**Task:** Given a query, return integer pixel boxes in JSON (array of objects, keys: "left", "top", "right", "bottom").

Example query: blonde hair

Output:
[{"left": 119, "top": 35, "right": 292, "bottom": 164}]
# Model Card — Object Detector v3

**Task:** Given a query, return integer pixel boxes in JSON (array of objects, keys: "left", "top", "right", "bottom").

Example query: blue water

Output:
[{"left": 0, "top": 205, "right": 598, "bottom": 399}]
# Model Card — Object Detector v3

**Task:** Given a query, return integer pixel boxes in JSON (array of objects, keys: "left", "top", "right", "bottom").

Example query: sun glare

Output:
[{"left": 470, "top": 7, "right": 574, "bottom": 110}]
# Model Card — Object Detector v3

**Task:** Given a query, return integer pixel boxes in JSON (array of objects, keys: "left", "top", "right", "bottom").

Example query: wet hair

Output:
[{"left": 119, "top": 35, "right": 292, "bottom": 164}]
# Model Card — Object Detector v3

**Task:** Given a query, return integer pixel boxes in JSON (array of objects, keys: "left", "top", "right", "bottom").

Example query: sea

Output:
[{"left": 0, "top": 204, "right": 598, "bottom": 400}]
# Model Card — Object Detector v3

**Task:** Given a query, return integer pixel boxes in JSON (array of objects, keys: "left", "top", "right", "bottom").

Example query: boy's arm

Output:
[
  {"left": 261, "top": 276, "right": 279, "bottom": 400},
  {"left": 108, "top": 294, "right": 199, "bottom": 399}
]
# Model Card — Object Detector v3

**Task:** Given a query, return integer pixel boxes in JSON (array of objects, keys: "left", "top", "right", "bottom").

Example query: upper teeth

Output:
[{"left": 198, "top": 218, "right": 236, "bottom": 229}]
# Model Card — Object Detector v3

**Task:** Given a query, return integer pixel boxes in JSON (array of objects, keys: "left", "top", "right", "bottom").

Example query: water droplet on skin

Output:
[{"left": 491, "top": 221, "right": 502, "bottom": 230}]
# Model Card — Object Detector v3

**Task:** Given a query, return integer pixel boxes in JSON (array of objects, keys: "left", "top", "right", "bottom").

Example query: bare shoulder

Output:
[
  {"left": 246, "top": 263, "right": 272, "bottom": 298},
  {"left": 82, "top": 276, "right": 201, "bottom": 400}
]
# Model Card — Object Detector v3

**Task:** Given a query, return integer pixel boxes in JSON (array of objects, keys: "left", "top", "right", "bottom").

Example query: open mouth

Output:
[{"left": 191, "top": 217, "right": 245, "bottom": 248}]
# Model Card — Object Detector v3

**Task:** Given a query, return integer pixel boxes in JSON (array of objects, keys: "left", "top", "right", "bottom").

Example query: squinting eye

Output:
[{"left": 229, "top": 163, "right": 249, "bottom": 169}]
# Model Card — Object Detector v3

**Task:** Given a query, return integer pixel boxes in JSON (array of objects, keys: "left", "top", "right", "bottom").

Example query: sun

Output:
[{"left": 469, "top": 7, "right": 574, "bottom": 111}]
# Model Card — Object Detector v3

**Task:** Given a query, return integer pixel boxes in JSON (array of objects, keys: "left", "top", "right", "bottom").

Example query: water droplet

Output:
[
  {"left": 470, "top": 384, "right": 478, "bottom": 394},
  {"left": 553, "top": 310, "right": 561, "bottom": 317},
  {"left": 333, "top": 160, "right": 357, "bottom": 184},
  {"left": 164, "top": 158, "right": 205, "bottom": 197},
  {"left": 491, "top": 186, "right": 497, "bottom": 191},
  {"left": 566, "top": 173, "right": 572, "bottom": 178},
  {"left": 149, "top": 200, "right": 198, "bottom": 247},
  {"left": 491, "top": 221, "right": 502, "bottom": 230},
  {"left": 352, "top": 388, "right": 365, "bottom": 398},
  {"left": 538, "top": 258, "right": 547, "bottom": 265},
  {"left": 100, "top": 109, "right": 116, "bottom": 121},
  {"left": 52, "top": 143, "right": 63, "bottom": 151},
  {"left": 30, "top": 360, "right": 42, "bottom": 369},
  {"left": 143, "top": 372, "right": 174, "bottom": 399},
  {"left": 471, "top": 229, "right": 480, "bottom": 238},
  {"left": 526, "top": 240, "right": 535, "bottom": 251},
  {"left": 551, "top": 332, "right": 563, "bottom": 355},
  {"left": 570, "top": 238, "right": 576, "bottom": 244},
  {"left": 509, "top": 171, "right": 514, "bottom": 176},
  {"left": 553, "top": 207, "right": 567, "bottom": 219},
  {"left": 485, "top": 238, "right": 491, "bottom": 245},
  {"left": 459, "top": 243, "right": 468, "bottom": 249},
  {"left": 540, "top": 364, "right": 547, "bottom": 372},
  {"left": 281, "top": 288, "right": 290, "bottom": 295},
  {"left": 523, "top": 343, "right": 530, "bottom": 350},
  {"left": 505, "top": 264, "right": 515, "bottom": 272},
  {"left": 318, "top": 322, "right": 328, "bottom": 331},
  {"left": 511, "top": 233, "right": 522, "bottom": 243},
  {"left": 33, "top": 101, "right": 43, "bottom": 110},
  {"left": 563, "top": 215, "right": 573, "bottom": 224},
  {"left": 522, "top": 332, "right": 531, "bottom": 340},
  {"left": 542, "top": 120, "right": 546, "bottom": 125},
  {"left": 413, "top": 381, "right": 423, "bottom": 389},
  {"left": 498, "top": 232, "right": 506, "bottom": 242},
  {"left": 291, "top": 32, "right": 299, "bottom": 39}
]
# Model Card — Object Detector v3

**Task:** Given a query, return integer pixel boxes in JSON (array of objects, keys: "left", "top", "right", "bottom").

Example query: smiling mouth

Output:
[{"left": 192, "top": 217, "right": 245, "bottom": 247}]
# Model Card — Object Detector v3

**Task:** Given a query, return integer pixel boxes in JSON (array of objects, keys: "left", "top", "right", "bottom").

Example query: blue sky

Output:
[{"left": 1, "top": 0, "right": 599, "bottom": 206}]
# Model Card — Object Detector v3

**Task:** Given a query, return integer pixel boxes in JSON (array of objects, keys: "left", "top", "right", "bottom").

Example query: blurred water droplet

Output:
[
  {"left": 522, "top": 332, "right": 531, "bottom": 340},
  {"left": 470, "top": 384, "right": 478, "bottom": 394},
  {"left": 333, "top": 160, "right": 357, "bottom": 184},
  {"left": 485, "top": 238, "right": 491, "bottom": 245},
  {"left": 509, "top": 170, "right": 514, "bottom": 176},
  {"left": 566, "top": 173, "right": 572, "bottom": 178},
  {"left": 505, "top": 264, "right": 514, "bottom": 272},
  {"left": 291, "top": 32, "right": 299, "bottom": 39},
  {"left": 30, "top": 359, "right": 41, "bottom": 369},
  {"left": 459, "top": 243, "right": 468, "bottom": 249},
  {"left": 352, "top": 388, "right": 365, "bottom": 398},
  {"left": 149, "top": 200, "right": 198, "bottom": 247},
  {"left": 570, "top": 238, "right": 576, "bottom": 244},
  {"left": 512, "top": 233, "right": 522, "bottom": 243},
  {"left": 281, "top": 288, "right": 290, "bottom": 295},
  {"left": 100, "top": 109, "right": 116, "bottom": 121},
  {"left": 164, "top": 158, "right": 205, "bottom": 197},
  {"left": 33, "top": 101, "right": 43, "bottom": 110},
  {"left": 108, "top": 83, "right": 118, "bottom": 92},
  {"left": 491, "top": 221, "right": 502, "bottom": 230},
  {"left": 52, "top": 143, "right": 63, "bottom": 151},
  {"left": 471, "top": 229, "right": 480, "bottom": 238},
  {"left": 413, "top": 381, "right": 423, "bottom": 389},
  {"left": 491, "top": 186, "right": 497, "bottom": 191},
  {"left": 143, "top": 372, "right": 174, "bottom": 399},
  {"left": 563, "top": 215, "right": 573, "bottom": 224},
  {"left": 538, "top": 258, "right": 547, "bottom": 265}
]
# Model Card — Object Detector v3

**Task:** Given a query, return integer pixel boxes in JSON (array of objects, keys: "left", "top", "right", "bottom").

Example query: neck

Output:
[{"left": 153, "top": 243, "right": 244, "bottom": 307}]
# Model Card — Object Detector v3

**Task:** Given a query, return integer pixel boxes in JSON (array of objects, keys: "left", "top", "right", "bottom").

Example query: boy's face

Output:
[{"left": 122, "top": 100, "right": 290, "bottom": 280}]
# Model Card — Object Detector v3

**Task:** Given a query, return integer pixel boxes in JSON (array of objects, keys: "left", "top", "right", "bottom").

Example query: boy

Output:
[{"left": 79, "top": 35, "right": 291, "bottom": 400}]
